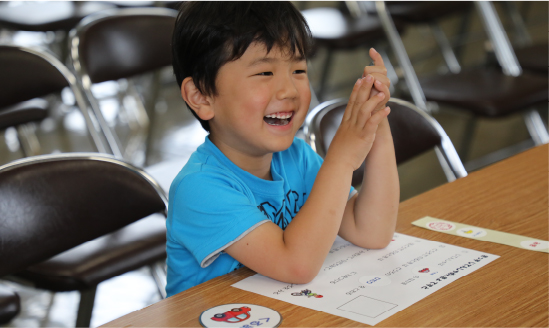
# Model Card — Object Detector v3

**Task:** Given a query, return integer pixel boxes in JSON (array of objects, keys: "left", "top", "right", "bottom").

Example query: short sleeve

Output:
[
  {"left": 294, "top": 138, "right": 355, "bottom": 199},
  {"left": 168, "top": 171, "right": 269, "bottom": 268}
]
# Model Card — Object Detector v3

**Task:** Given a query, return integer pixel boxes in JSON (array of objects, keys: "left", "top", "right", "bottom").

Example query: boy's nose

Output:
[{"left": 276, "top": 75, "right": 299, "bottom": 100}]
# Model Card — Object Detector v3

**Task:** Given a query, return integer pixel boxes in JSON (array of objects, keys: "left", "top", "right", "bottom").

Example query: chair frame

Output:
[
  {"left": 0, "top": 152, "right": 169, "bottom": 326},
  {"left": 0, "top": 44, "right": 112, "bottom": 155},
  {"left": 303, "top": 97, "right": 468, "bottom": 182},
  {"left": 69, "top": 7, "right": 178, "bottom": 162}
]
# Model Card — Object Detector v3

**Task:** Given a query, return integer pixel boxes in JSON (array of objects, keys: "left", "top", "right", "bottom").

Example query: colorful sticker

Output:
[
  {"left": 291, "top": 289, "right": 323, "bottom": 298},
  {"left": 457, "top": 227, "right": 487, "bottom": 238},
  {"left": 211, "top": 307, "right": 251, "bottom": 323},
  {"left": 520, "top": 240, "right": 549, "bottom": 250},
  {"left": 427, "top": 221, "right": 456, "bottom": 231}
]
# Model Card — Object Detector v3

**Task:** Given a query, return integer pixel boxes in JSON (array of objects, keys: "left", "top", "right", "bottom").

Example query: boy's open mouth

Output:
[{"left": 264, "top": 112, "right": 294, "bottom": 126}]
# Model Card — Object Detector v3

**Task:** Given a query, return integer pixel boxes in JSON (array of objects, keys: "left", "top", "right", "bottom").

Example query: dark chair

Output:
[
  {"left": 0, "top": 285, "right": 20, "bottom": 325},
  {"left": 0, "top": 44, "right": 118, "bottom": 159},
  {"left": 0, "top": 153, "right": 168, "bottom": 327},
  {"left": 69, "top": 7, "right": 178, "bottom": 165},
  {"left": 303, "top": 97, "right": 467, "bottom": 187},
  {"left": 301, "top": 6, "right": 405, "bottom": 101},
  {"left": 374, "top": 1, "right": 548, "bottom": 168}
]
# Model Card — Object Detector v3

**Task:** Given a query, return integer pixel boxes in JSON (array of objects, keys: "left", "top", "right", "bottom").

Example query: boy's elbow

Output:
[
  {"left": 287, "top": 262, "right": 319, "bottom": 284},
  {"left": 355, "top": 232, "right": 394, "bottom": 250},
  {"left": 367, "top": 237, "right": 392, "bottom": 250}
]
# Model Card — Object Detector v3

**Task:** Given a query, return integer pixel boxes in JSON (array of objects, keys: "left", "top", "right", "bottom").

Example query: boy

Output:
[{"left": 166, "top": 2, "right": 399, "bottom": 297}]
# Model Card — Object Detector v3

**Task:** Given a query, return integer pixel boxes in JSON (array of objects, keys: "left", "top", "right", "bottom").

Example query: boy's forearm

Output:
[
  {"left": 281, "top": 155, "right": 354, "bottom": 278},
  {"left": 344, "top": 118, "right": 399, "bottom": 248}
]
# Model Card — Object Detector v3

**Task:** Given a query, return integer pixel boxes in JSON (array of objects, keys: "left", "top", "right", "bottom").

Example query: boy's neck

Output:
[{"left": 209, "top": 134, "right": 273, "bottom": 181}]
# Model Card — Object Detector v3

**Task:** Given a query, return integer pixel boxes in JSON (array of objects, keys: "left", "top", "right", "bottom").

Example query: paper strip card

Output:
[
  {"left": 232, "top": 233, "right": 499, "bottom": 326},
  {"left": 413, "top": 216, "right": 549, "bottom": 253}
]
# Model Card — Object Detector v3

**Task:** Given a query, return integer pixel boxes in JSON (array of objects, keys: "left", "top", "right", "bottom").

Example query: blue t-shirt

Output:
[{"left": 165, "top": 136, "right": 355, "bottom": 297}]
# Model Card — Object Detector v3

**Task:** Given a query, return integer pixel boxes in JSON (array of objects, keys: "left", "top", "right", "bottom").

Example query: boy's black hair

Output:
[{"left": 172, "top": 1, "right": 312, "bottom": 132}]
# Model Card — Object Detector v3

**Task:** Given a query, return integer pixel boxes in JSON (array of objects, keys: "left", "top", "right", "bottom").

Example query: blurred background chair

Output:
[
  {"left": 371, "top": 1, "right": 548, "bottom": 170},
  {"left": 0, "top": 285, "right": 20, "bottom": 325},
  {"left": 0, "top": 44, "right": 116, "bottom": 163},
  {"left": 0, "top": 153, "right": 168, "bottom": 327},
  {"left": 304, "top": 97, "right": 467, "bottom": 188},
  {"left": 69, "top": 7, "right": 178, "bottom": 166}
]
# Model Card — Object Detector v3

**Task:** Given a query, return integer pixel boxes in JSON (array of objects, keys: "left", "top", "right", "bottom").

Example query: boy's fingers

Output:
[
  {"left": 363, "top": 66, "right": 388, "bottom": 78},
  {"left": 373, "top": 80, "right": 390, "bottom": 101},
  {"left": 372, "top": 74, "right": 391, "bottom": 88},
  {"left": 369, "top": 48, "right": 385, "bottom": 67},
  {"left": 369, "top": 76, "right": 391, "bottom": 99},
  {"left": 344, "top": 78, "right": 363, "bottom": 122},
  {"left": 351, "top": 75, "right": 375, "bottom": 123},
  {"left": 364, "top": 106, "right": 390, "bottom": 135},
  {"left": 357, "top": 91, "right": 386, "bottom": 127}
]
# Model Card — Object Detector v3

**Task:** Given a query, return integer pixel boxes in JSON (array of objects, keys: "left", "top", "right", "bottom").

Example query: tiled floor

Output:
[{"left": 1, "top": 2, "right": 547, "bottom": 327}]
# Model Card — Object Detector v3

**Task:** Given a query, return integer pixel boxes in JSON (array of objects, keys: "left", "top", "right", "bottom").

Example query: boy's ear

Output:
[{"left": 180, "top": 77, "right": 214, "bottom": 120}]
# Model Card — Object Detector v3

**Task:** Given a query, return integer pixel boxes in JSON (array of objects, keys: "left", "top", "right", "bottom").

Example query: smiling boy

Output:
[{"left": 166, "top": 2, "right": 399, "bottom": 297}]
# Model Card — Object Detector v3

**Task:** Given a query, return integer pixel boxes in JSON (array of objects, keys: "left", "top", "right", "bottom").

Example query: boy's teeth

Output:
[{"left": 265, "top": 112, "right": 292, "bottom": 119}]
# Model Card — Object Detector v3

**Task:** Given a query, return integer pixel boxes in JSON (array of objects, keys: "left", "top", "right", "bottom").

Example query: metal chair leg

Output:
[
  {"left": 76, "top": 287, "right": 97, "bottom": 327},
  {"left": 459, "top": 115, "right": 477, "bottom": 163},
  {"left": 39, "top": 292, "right": 56, "bottom": 327},
  {"left": 16, "top": 123, "right": 41, "bottom": 157},
  {"left": 149, "top": 261, "right": 167, "bottom": 299},
  {"left": 523, "top": 109, "right": 549, "bottom": 145},
  {"left": 429, "top": 22, "right": 461, "bottom": 73},
  {"left": 144, "top": 70, "right": 162, "bottom": 167}
]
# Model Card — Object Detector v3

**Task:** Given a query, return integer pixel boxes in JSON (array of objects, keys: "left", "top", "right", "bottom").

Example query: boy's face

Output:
[{"left": 207, "top": 42, "right": 311, "bottom": 158}]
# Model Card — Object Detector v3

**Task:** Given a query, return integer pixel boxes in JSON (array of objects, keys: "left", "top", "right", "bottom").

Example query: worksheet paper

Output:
[{"left": 232, "top": 233, "right": 499, "bottom": 326}]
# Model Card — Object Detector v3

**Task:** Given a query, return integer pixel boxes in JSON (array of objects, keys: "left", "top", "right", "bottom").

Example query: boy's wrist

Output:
[{"left": 323, "top": 153, "right": 357, "bottom": 176}]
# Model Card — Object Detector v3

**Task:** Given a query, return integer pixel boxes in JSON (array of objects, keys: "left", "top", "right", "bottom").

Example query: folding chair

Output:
[
  {"left": 0, "top": 44, "right": 116, "bottom": 158},
  {"left": 0, "top": 153, "right": 168, "bottom": 327},
  {"left": 69, "top": 7, "right": 178, "bottom": 165},
  {"left": 303, "top": 97, "right": 467, "bottom": 187}
]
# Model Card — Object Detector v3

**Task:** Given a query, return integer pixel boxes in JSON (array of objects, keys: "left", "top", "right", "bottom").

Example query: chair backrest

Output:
[
  {"left": 0, "top": 153, "right": 168, "bottom": 276},
  {"left": 303, "top": 98, "right": 467, "bottom": 185},
  {"left": 0, "top": 45, "right": 69, "bottom": 109},
  {"left": 0, "top": 45, "right": 111, "bottom": 154},
  {"left": 70, "top": 7, "right": 177, "bottom": 84}
]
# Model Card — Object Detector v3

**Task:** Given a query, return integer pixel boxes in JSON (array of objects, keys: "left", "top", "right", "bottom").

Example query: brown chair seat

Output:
[
  {"left": 0, "top": 99, "right": 49, "bottom": 130},
  {"left": 515, "top": 43, "right": 548, "bottom": 74},
  {"left": 16, "top": 213, "right": 166, "bottom": 292},
  {"left": 419, "top": 69, "right": 548, "bottom": 117},
  {"left": 0, "top": 1, "right": 115, "bottom": 32},
  {"left": 0, "top": 285, "right": 20, "bottom": 325}
]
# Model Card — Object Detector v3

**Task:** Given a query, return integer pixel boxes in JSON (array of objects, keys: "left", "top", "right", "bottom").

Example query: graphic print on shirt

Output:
[{"left": 257, "top": 190, "right": 306, "bottom": 229}]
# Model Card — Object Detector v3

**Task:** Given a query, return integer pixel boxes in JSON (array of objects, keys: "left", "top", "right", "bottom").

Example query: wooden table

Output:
[{"left": 103, "top": 145, "right": 548, "bottom": 327}]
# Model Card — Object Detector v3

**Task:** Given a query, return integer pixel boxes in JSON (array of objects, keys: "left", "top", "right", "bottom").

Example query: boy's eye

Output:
[
  {"left": 294, "top": 69, "right": 307, "bottom": 74},
  {"left": 257, "top": 72, "right": 273, "bottom": 76}
]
